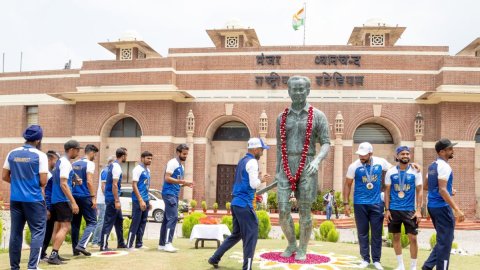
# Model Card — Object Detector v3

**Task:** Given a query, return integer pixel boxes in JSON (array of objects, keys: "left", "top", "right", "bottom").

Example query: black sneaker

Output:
[
  {"left": 421, "top": 266, "right": 433, "bottom": 270},
  {"left": 75, "top": 246, "right": 92, "bottom": 256},
  {"left": 117, "top": 244, "right": 128, "bottom": 249},
  {"left": 47, "top": 254, "right": 65, "bottom": 265},
  {"left": 208, "top": 258, "right": 219, "bottom": 269},
  {"left": 100, "top": 247, "right": 114, "bottom": 252},
  {"left": 58, "top": 255, "right": 70, "bottom": 261},
  {"left": 73, "top": 251, "right": 81, "bottom": 256}
]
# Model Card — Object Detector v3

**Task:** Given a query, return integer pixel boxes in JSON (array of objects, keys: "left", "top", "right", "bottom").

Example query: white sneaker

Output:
[
  {"left": 359, "top": 261, "right": 369, "bottom": 268},
  {"left": 373, "top": 262, "right": 384, "bottom": 270},
  {"left": 157, "top": 245, "right": 165, "bottom": 251},
  {"left": 410, "top": 267, "right": 417, "bottom": 270},
  {"left": 394, "top": 266, "right": 405, "bottom": 270},
  {"left": 128, "top": 248, "right": 139, "bottom": 252},
  {"left": 139, "top": 245, "right": 149, "bottom": 250},
  {"left": 164, "top": 243, "right": 178, "bottom": 253}
]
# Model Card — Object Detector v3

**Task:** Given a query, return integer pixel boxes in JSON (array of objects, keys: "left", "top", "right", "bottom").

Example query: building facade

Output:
[{"left": 1, "top": 20, "right": 480, "bottom": 217}]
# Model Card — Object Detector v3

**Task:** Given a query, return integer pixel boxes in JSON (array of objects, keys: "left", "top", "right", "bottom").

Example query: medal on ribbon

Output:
[
  {"left": 397, "top": 165, "right": 409, "bottom": 199},
  {"left": 363, "top": 159, "right": 375, "bottom": 190}
]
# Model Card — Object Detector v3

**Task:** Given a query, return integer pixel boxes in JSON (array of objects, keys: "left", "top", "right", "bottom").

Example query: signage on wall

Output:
[{"left": 254, "top": 54, "right": 364, "bottom": 89}]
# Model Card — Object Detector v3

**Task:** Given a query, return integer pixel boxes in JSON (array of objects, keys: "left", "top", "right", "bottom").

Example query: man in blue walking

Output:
[
  {"left": 2, "top": 125, "right": 48, "bottom": 270},
  {"left": 92, "top": 155, "right": 115, "bottom": 248},
  {"left": 100, "top": 147, "right": 128, "bottom": 251},
  {"left": 41, "top": 150, "right": 60, "bottom": 261},
  {"left": 422, "top": 139, "right": 465, "bottom": 270},
  {"left": 71, "top": 144, "right": 99, "bottom": 256},
  {"left": 127, "top": 151, "right": 153, "bottom": 250},
  {"left": 158, "top": 144, "right": 193, "bottom": 252},
  {"left": 208, "top": 138, "right": 271, "bottom": 270}
]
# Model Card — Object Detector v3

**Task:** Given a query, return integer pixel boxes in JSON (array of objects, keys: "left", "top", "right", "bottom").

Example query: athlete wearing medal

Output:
[
  {"left": 384, "top": 146, "right": 423, "bottom": 270},
  {"left": 343, "top": 142, "right": 392, "bottom": 270}
]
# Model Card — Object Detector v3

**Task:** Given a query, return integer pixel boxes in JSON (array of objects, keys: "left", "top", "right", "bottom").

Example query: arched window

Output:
[
  {"left": 354, "top": 123, "right": 393, "bottom": 144},
  {"left": 213, "top": 121, "right": 250, "bottom": 141},
  {"left": 109, "top": 117, "right": 142, "bottom": 137},
  {"left": 475, "top": 128, "right": 480, "bottom": 143}
]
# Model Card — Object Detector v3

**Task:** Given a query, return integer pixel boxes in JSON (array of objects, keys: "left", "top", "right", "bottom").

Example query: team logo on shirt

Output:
[
  {"left": 394, "top": 184, "right": 412, "bottom": 192},
  {"left": 361, "top": 174, "right": 378, "bottom": 183},
  {"left": 13, "top": 157, "right": 31, "bottom": 162}
]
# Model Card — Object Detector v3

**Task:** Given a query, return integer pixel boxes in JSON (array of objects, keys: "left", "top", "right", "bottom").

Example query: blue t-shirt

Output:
[
  {"left": 51, "top": 157, "right": 75, "bottom": 204},
  {"left": 105, "top": 161, "right": 123, "bottom": 203},
  {"left": 162, "top": 158, "right": 184, "bottom": 198},
  {"left": 45, "top": 172, "right": 54, "bottom": 210},
  {"left": 72, "top": 157, "right": 95, "bottom": 198},
  {"left": 231, "top": 153, "right": 256, "bottom": 209},
  {"left": 346, "top": 156, "right": 392, "bottom": 205},
  {"left": 4, "top": 144, "right": 48, "bottom": 202},
  {"left": 428, "top": 159, "right": 453, "bottom": 208},
  {"left": 132, "top": 164, "right": 151, "bottom": 202},
  {"left": 385, "top": 165, "right": 422, "bottom": 211}
]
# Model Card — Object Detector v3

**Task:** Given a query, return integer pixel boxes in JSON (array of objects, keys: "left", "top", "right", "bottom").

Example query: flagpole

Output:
[{"left": 303, "top": 2, "right": 306, "bottom": 46}]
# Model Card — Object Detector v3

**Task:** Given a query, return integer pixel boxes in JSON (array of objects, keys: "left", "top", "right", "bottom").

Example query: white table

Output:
[{"left": 189, "top": 224, "right": 231, "bottom": 248}]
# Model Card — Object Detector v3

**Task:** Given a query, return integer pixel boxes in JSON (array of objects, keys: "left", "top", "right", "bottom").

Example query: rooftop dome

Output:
[
  {"left": 363, "top": 18, "right": 391, "bottom": 27},
  {"left": 224, "top": 18, "right": 244, "bottom": 29},
  {"left": 119, "top": 30, "right": 142, "bottom": 41}
]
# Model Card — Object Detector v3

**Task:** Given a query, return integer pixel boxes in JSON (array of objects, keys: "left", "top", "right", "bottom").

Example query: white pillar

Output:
[
  {"left": 333, "top": 111, "right": 344, "bottom": 192},
  {"left": 184, "top": 110, "right": 195, "bottom": 201},
  {"left": 259, "top": 110, "right": 268, "bottom": 189}
]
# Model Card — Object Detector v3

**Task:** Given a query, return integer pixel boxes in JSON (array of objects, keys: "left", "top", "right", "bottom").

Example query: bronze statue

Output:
[{"left": 268, "top": 76, "right": 331, "bottom": 260}]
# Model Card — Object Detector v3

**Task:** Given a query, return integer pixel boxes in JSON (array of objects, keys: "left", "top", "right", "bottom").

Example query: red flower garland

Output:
[{"left": 280, "top": 105, "right": 314, "bottom": 191}]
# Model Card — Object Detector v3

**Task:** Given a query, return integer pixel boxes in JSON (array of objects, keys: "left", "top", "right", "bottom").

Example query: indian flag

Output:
[{"left": 292, "top": 7, "right": 305, "bottom": 31}]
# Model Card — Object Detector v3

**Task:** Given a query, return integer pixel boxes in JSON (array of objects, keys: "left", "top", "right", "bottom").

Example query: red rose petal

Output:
[{"left": 260, "top": 252, "right": 331, "bottom": 264}]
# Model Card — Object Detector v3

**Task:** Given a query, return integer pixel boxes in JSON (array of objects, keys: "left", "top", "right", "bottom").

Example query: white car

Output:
[{"left": 119, "top": 187, "right": 166, "bottom": 223}]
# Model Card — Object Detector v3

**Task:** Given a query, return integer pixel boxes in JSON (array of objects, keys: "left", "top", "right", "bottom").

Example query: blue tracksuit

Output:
[{"left": 210, "top": 153, "right": 259, "bottom": 270}]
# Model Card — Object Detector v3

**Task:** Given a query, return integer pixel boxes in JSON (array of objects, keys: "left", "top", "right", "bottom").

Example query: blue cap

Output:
[
  {"left": 395, "top": 146, "right": 410, "bottom": 155},
  {"left": 23, "top": 125, "right": 43, "bottom": 141}
]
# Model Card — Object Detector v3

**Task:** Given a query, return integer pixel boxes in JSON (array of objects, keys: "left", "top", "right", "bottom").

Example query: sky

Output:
[{"left": 0, "top": 0, "right": 479, "bottom": 72}]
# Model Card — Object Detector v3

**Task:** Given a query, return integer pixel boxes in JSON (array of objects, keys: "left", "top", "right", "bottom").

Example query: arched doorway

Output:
[
  {"left": 100, "top": 115, "right": 142, "bottom": 183},
  {"left": 475, "top": 128, "right": 480, "bottom": 217},
  {"left": 209, "top": 121, "right": 250, "bottom": 209},
  {"left": 353, "top": 123, "right": 396, "bottom": 164}
]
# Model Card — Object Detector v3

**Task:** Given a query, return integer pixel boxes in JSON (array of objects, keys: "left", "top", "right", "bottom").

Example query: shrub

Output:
[
  {"left": 294, "top": 222, "right": 300, "bottom": 240},
  {"left": 123, "top": 217, "right": 132, "bottom": 240},
  {"left": 220, "top": 215, "right": 233, "bottom": 232},
  {"left": 25, "top": 226, "right": 31, "bottom": 245},
  {"left": 182, "top": 212, "right": 206, "bottom": 238},
  {"left": 190, "top": 200, "right": 197, "bottom": 209},
  {"left": 319, "top": 220, "right": 335, "bottom": 241},
  {"left": 201, "top": 201, "right": 207, "bottom": 211},
  {"left": 0, "top": 216, "right": 3, "bottom": 245},
  {"left": 213, "top": 202, "right": 218, "bottom": 210},
  {"left": 387, "top": 224, "right": 409, "bottom": 248},
  {"left": 226, "top": 202, "right": 231, "bottom": 211},
  {"left": 256, "top": 210, "right": 271, "bottom": 239},
  {"left": 429, "top": 234, "right": 458, "bottom": 249},
  {"left": 313, "top": 228, "right": 322, "bottom": 241},
  {"left": 267, "top": 192, "right": 277, "bottom": 210},
  {"left": 430, "top": 233, "right": 436, "bottom": 249},
  {"left": 327, "top": 228, "right": 340, "bottom": 242}
]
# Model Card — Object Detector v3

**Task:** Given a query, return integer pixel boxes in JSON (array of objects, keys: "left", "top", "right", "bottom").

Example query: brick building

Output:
[{"left": 1, "top": 20, "right": 480, "bottom": 217}]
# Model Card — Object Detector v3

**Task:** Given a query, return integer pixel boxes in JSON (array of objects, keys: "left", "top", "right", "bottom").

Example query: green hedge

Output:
[
  {"left": 0, "top": 217, "right": 3, "bottom": 245},
  {"left": 220, "top": 215, "right": 233, "bottom": 232},
  {"left": 182, "top": 212, "right": 206, "bottom": 238},
  {"left": 319, "top": 220, "right": 335, "bottom": 241},
  {"left": 429, "top": 233, "right": 458, "bottom": 250},
  {"left": 327, "top": 228, "right": 340, "bottom": 242},
  {"left": 123, "top": 218, "right": 132, "bottom": 240},
  {"left": 294, "top": 223, "right": 300, "bottom": 239},
  {"left": 256, "top": 210, "right": 271, "bottom": 239},
  {"left": 387, "top": 224, "right": 409, "bottom": 248}
]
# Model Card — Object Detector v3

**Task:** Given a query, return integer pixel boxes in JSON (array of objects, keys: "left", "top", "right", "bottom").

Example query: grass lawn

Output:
[{"left": 0, "top": 239, "right": 479, "bottom": 270}]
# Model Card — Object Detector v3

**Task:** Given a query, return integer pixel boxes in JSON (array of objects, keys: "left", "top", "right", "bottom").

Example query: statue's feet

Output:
[
  {"left": 294, "top": 249, "right": 307, "bottom": 261},
  {"left": 280, "top": 245, "right": 297, "bottom": 258}
]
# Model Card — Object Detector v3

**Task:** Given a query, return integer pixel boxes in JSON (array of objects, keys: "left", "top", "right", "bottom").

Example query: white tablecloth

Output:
[{"left": 189, "top": 224, "right": 231, "bottom": 242}]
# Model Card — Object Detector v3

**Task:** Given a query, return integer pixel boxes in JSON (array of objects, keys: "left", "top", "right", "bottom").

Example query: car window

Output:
[
  {"left": 150, "top": 190, "right": 162, "bottom": 199},
  {"left": 121, "top": 191, "right": 132, "bottom": 198}
]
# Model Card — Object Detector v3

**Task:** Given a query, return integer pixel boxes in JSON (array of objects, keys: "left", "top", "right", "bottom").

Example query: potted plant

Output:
[
  {"left": 201, "top": 200, "right": 207, "bottom": 213},
  {"left": 213, "top": 202, "right": 219, "bottom": 214},
  {"left": 226, "top": 202, "right": 231, "bottom": 215},
  {"left": 267, "top": 191, "right": 278, "bottom": 213},
  {"left": 190, "top": 199, "right": 197, "bottom": 213}
]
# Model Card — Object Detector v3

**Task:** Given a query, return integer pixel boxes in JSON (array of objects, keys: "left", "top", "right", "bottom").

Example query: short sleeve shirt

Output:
[
  {"left": 162, "top": 158, "right": 184, "bottom": 197},
  {"left": 385, "top": 165, "right": 422, "bottom": 211},
  {"left": 346, "top": 156, "right": 392, "bottom": 205}
]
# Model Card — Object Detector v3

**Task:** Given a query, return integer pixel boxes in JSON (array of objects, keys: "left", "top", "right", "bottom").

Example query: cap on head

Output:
[
  {"left": 395, "top": 146, "right": 410, "bottom": 155},
  {"left": 435, "top": 138, "right": 457, "bottom": 153},
  {"left": 247, "top": 138, "right": 270, "bottom": 150},
  {"left": 23, "top": 125, "right": 43, "bottom": 141},
  {"left": 355, "top": 142, "right": 373, "bottom": 156},
  {"left": 64, "top": 140, "right": 83, "bottom": 151}
]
